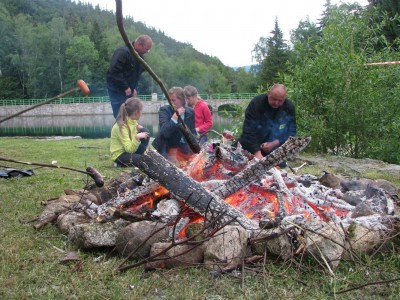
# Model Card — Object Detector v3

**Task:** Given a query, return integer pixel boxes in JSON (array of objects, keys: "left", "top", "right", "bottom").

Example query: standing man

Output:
[
  {"left": 238, "top": 84, "right": 296, "bottom": 161},
  {"left": 184, "top": 85, "right": 213, "bottom": 145},
  {"left": 106, "top": 35, "right": 153, "bottom": 118}
]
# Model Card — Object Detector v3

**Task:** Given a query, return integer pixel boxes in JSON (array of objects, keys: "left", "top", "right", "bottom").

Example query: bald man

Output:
[{"left": 238, "top": 84, "right": 297, "bottom": 161}]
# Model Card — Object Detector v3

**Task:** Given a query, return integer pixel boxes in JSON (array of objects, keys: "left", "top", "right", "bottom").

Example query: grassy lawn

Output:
[{"left": 0, "top": 137, "right": 399, "bottom": 299}]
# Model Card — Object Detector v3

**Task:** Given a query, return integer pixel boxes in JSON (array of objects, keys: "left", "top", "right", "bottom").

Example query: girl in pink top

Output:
[{"left": 184, "top": 85, "right": 213, "bottom": 145}]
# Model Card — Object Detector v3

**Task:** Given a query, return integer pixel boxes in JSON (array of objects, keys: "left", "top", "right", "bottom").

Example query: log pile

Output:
[{"left": 34, "top": 136, "right": 400, "bottom": 273}]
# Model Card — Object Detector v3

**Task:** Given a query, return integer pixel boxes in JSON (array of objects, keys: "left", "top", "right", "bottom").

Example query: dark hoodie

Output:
[{"left": 238, "top": 93, "right": 296, "bottom": 154}]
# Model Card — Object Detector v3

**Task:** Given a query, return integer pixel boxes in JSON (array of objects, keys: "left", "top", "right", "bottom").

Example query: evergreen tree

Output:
[
  {"left": 252, "top": 18, "right": 290, "bottom": 88},
  {"left": 367, "top": 0, "right": 400, "bottom": 48}
]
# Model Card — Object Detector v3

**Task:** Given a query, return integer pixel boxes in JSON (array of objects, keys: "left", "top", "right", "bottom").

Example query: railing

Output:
[{"left": 0, "top": 93, "right": 257, "bottom": 106}]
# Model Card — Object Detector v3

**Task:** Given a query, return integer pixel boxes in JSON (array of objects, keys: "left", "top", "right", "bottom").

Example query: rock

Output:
[
  {"left": 351, "top": 202, "right": 375, "bottom": 218},
  {"left": 319, "top": 171, "right": 343, "bottom": 189},
  {"left": 57, "top": 211, "right": 91, "bottom": 233},
  {"left": 68, "top": 219, "right": 130, "bottom": 249},
  {"left": 342, "top": 223, "right": 383, "bottom": 260},
  {"left": 145, "top": 242, "right": 204, "bottom": 270},
  {"left": 203, "top": 225, "right": 249, "bottom": 271},
  {"left": 115, "top": 221, "right": 169, "bottom": 259},
  {"left": 342, "top": 190, "right": 365, "bottom": 206}
]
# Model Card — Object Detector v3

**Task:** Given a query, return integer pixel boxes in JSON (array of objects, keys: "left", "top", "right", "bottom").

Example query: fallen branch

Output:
[
  {"left": 114, "top": 0, "right": 200, "bottom": 154},
  {"left": 0, "top": 156, "right": 104, "bottom": 187},
  {"left": 334, "top": 277, "right": 400, "bottom": 295}
]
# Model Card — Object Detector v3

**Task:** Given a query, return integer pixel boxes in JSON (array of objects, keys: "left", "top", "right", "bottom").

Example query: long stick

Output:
[
  {"left": 0, "top": 80, "right": 90, "bottom": 124},
  {"left": 0, "top": 156, "right": 104, "bottom": 187},
  {"left": 114, "top": 0, "right": 200, "bottom": 153},
  {"left": 364, "top": 61, "right": 400, "bottom": 66}
]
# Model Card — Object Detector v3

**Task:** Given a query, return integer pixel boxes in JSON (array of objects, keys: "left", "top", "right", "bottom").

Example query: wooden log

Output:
[
  {"left": 132, "top": 149, "right": 259, "bottom": 230},
  {"left": 212, "top": 136, "right": 311, "bottom": 199},
  {"left": 97, "top": 179, "right": 161, "bottom": 216}
]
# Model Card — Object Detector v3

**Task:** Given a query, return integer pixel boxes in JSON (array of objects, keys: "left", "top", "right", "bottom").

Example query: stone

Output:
[
  {"left": 68, "top": 219, "right": 130, "bottom": 249},
  {"left": 115, "top": 221, "right": 169, "bottom": 259},
  {"left": 145, "top": 242, "right": 204, "bottom": 270},
  {"left": 203, "top": 225, "right": 249, "bottom": 271},
  {"left": 57, "top": 211, "right": 91, "bottom": 234},
  {"left": 342, "top": 223, "right": 383, "bottom": 260}
]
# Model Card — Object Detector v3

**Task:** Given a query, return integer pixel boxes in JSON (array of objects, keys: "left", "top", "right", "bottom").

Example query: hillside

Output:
[{"left": 0, "top": 0, "right": 256, "bottom": 99}]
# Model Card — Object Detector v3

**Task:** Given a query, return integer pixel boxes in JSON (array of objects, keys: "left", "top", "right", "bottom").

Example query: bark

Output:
[
  {"left": 97, "top": 179, "right": 160, "bottom": 216},
  {"left": 132, "top": 149, "right": 258, "bottom": 229},
  {"left": 115, "top": 0, "right": 200, "bottom": 154},
  {"left": 212, "top": 136, "right": 311, "bottom": 199}
]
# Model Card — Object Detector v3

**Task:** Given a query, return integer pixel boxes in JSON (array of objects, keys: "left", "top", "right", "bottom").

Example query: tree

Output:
[
  {"left": 64, "top": 35, "right": 99, "bottom": 89},
  {"left": 252, "top": 18, "right": 291, "bottom": 87},
  {"left": 367, "top": 0, "right": 400, "bottom": 48},
  {"left": 286, "top": 3, "right": 400, "bottom": 163},
  {"left": 290, "top": 17, "right": 321, "bottom": 52},
  {"left": 48, "top": 17, "right": 73, "bottom": 94}
]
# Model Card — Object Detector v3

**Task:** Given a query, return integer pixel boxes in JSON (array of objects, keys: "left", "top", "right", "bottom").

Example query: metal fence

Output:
[{"left": 0, "top": 93, "right": 257, "bottom": 106}]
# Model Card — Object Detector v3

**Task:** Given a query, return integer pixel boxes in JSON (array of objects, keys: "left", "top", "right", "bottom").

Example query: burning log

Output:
[
  {"left": 212, "top": 136, "right": 311, "bottom": 199},
  {"left": 130, "top": 149, "right": 259, "bottom": 230},
  {"left": 97, "top": 179, "right": 162, "bottom": 216}
]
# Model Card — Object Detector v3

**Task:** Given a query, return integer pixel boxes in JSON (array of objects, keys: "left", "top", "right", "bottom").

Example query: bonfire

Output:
[{"left": 34, "top": 135, "right": 400, "bottom": 274}]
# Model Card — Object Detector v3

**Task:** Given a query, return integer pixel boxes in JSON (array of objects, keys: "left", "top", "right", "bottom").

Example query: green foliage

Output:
[
  {"left": 286, "top": 3, "right": 400, "bottom": 164},
  {"left": 367, "top": 0, "right": 400, "bottom": 47},
  {"left": 0, "top": 0, "right": 253, "bottom": 99},
  {"left": 253, "top": 18, "right": 291, "bottom": 87}
]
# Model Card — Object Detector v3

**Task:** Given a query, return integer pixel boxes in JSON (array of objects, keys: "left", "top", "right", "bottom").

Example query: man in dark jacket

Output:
[
  {"left": 152, "top": 87, "right": 197, "bottom": 164},
  {"left": 238, "top": 84, "right": 296, "bottom": 160},
  {"left": 106, "top": 35, "right": 153, "bottom": 118}
]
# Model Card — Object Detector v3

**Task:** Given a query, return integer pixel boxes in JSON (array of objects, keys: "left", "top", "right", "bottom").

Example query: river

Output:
[{"left": 0, "top": 113, "right": 236, "bottom": 139}]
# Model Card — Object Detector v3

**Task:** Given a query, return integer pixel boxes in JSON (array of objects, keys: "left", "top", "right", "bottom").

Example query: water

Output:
[{"left": 0, "top": 113, "right": 236, "bottom": 139}]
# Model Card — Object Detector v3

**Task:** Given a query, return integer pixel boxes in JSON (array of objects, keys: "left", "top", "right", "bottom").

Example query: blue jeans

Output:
[{"left": 108, "top": 88, "right": 131, "bottom": 118}]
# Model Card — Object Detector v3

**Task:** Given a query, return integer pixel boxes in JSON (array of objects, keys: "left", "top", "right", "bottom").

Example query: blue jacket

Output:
[
  {"left": 238, "top": 93, "right": 296, "bottom": 154},
  {"left": 152, "top": 105, "right": 197, "bottom": 155}
]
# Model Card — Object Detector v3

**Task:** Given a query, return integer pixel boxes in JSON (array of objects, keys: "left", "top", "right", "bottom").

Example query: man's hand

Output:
[
  {"left": 260, "top": 140, "right": 280, "bottom": 153},
  {"left": 254, "top": 150, "right": 263, "bottom": 160},
  {"left": 124, "top": 87, "right": 132, "bottom": 96}
]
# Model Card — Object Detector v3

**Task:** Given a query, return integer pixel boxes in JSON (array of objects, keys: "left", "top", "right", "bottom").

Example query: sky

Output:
[{"left": 80, "top": 0, "right": 369, "bottom": 67}]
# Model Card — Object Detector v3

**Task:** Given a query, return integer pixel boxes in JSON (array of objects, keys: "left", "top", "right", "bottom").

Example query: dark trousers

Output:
[
  {"left": 107, "top": 88, "right": 131, "bottom": 118},
  {"left": 199, "top": 134, "right": 208, "bottom": 146},
  {"left": 115, "top": 127, "right": 150, "bottom": 167}
]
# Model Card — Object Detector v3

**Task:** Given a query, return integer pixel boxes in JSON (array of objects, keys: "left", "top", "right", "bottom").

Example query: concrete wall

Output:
[{"left": 0, "top": 99, "right": 245, "bottom": 116}]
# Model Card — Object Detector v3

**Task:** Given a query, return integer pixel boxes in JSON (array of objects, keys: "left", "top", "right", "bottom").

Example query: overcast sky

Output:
[{"left": 79, "top": 0, "right": 369, "bottom": 67}]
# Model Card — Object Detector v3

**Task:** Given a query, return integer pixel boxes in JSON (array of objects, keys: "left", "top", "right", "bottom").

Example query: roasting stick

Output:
[
  {"left": 114, "top": 0, "right": 200, "bottom": 154},
  {"left": 0, "top": 80, "right": 90, "bottom": 124},
  {"left": 0, "top": 156, "right": 104, "bottom": 187}
]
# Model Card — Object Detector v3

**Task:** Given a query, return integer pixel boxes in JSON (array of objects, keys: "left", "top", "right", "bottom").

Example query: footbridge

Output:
[{"left": 0, "top": 94, "right": 257, "bottom": 116}]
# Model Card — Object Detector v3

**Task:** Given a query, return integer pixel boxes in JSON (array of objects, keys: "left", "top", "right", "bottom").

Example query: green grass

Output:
[{"left": 0, "top": 137, "right": 399, "bottom": 299}]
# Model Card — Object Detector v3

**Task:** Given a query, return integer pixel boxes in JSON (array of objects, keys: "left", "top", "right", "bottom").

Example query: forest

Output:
[{"left": 0, "top": 0, "right": 399, "bottom": 164}]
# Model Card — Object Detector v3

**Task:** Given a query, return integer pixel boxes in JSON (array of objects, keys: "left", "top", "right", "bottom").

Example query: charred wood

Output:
[
  {"left": 131, "top": 149, "right": 258, "bottom": 230},
  {"left": 212, "top": 136, "right": 311, "bottom": 199}
]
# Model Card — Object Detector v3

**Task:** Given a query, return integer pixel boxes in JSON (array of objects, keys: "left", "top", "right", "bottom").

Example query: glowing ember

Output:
[{"left": 117, "top": 142, "right": 394, "bottom": 237}]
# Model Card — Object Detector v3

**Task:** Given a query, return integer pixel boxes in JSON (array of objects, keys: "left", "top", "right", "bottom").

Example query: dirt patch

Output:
[{"left": 294, "top": 155, "right": 400, "bottom": 179}]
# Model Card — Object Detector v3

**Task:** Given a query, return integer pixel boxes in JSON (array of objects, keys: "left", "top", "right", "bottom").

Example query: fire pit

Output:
[{"left": 35, "top": 136, "right": 400, "bottom": 273}]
